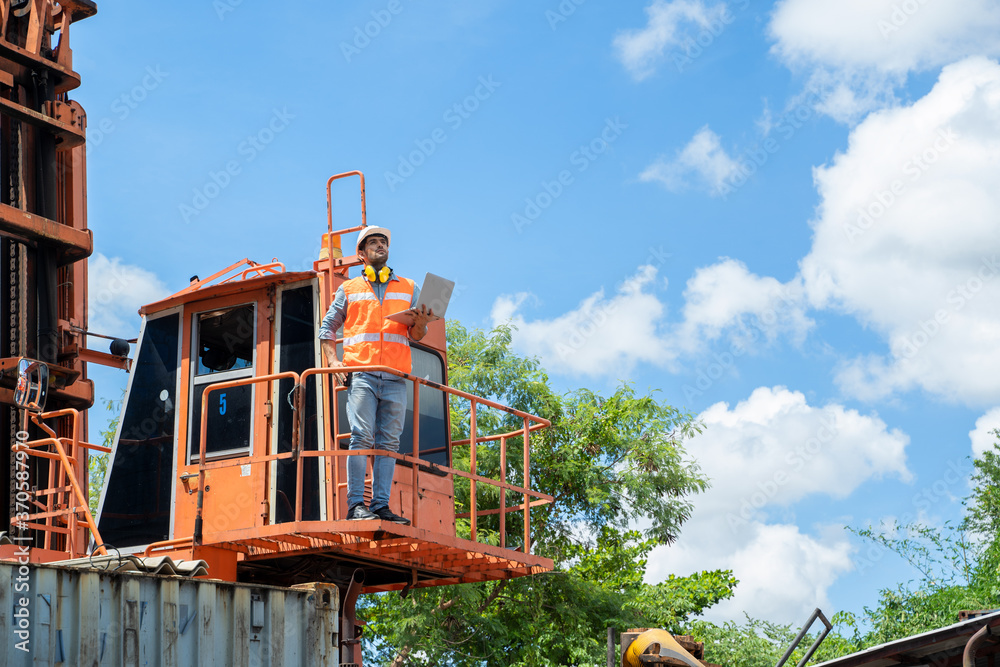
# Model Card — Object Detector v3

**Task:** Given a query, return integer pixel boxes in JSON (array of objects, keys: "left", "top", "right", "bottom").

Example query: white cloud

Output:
[
  {"left": 647, "top": 386, "right": 911, "bottom": 623},
  {"left": 804, "top": 69, "right": 904, "bottom": 125},
  {"left": 678, "top": 259, "right": 812, "bottom": 351},
  {"left": 653, "top": 522, "right": 853, "bottom": 624},
  {"left": 770, "top": 0, "right": 1000, "bottom": 75},
  {"left": 88, "top": 254, "right": 170, "bottom": 340},
  {"left": 491, "top": 260, "right": 812, "bottom": 381},
  {"left": 640, "top": 126, "right": 741, "bottom": 196},
  {"left": 614, "top": 0, "right": 729, "bottom": 81},
  {"left": 756, "top": 100, "right": 774, "bottom": 137},
  {"left": 769, "top": 0, "right": 1000, "bottom": 121},
  {"left": 971, "top": 408, "right": 1000, "bottom": 457},
  {"left": 510, "top": 60, "right": 1000, "bottom": 404},
  {"left": 490, "top": 265, "right": 676, "bottom": 378},
  {"left": 799, "top": 57, "right": 1000, "bottom": 405},
  {"left": 693, "top": 387, "right": 911, "bottom": 515}
]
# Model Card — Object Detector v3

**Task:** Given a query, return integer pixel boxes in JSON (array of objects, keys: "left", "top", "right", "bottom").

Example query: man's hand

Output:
[
  {"left": 321, "top": 339, "right": 348, "bottom": 385},
  {"left": 409, "top": 305, "right": 434, "bottom": 341},
  {"left": 328, "top": 359, "right": 349, "bottom": 386}
]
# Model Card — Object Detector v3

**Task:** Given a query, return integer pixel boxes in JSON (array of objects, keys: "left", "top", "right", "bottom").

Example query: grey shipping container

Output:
[{"left": 0, "top": 561, "right": 340, "bottom": 666}]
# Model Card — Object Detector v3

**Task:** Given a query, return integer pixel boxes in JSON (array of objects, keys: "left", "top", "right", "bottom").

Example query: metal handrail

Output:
[
  {"left": 189, "top": 365, "right": 552, "bottom": 555},
  {"left": 774, "top": 608, "right": 833, "bottom": 667},
  {"left": 14, "top": 406, "right": 109, "bottom": 557},
  {"left": 238, "top": 261, "right": 285, "bottom": 281},
  {"left": 144, "top": 537, "right": 194, "bottom": 557},
  {"left": 174, "top": 257, "right": 255, "bottom": 296},
  {"left": 323, "top": 170, "right": 368, "bottom": 304},
  {"left": 301, "top": 365, "right": 552, "bottom": 549},
  {"left": 326, "top": 170, "right": 367, "bottom": 237},
  {"left": 193, "top": 371, "right": 300, "bottom": 545}
]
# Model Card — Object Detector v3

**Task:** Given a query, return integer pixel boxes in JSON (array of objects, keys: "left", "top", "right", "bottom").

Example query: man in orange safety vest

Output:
[{"left": 318, "top": 226, "right": 433, "bottom": 523}]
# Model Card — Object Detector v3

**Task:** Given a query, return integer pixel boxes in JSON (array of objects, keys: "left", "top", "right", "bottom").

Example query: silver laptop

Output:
[{"left": 385, "top": 272, "right": 455, "bottom": 325}]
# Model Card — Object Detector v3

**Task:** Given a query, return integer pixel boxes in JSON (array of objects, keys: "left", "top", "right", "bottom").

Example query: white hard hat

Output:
[{"left": 356, "top": 226, "right": 391, "bottom": 252}]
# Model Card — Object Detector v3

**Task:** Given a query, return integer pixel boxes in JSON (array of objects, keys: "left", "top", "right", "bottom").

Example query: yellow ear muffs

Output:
[{"left": 364, "top": 266, "right": 391, "bottom": 283}]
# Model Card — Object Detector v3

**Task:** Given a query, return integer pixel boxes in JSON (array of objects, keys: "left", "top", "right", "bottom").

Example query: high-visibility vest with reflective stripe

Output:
[{"left": 341, "top": 275, "right": 415, "bottom": 374}]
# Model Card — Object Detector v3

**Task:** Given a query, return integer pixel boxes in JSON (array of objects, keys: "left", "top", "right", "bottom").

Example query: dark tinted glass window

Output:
[
  {"left": 190, "top": 383, "right": 253, "bottom": 456},
  {"left": 189, "top": 304, "right": 255, "bottom": 460},
  {"left": 97, "top": 313, "right": 179, "bottom": 548},
  {"left": 275, "top": 285, "right": 320, "bottom": 523},
  {"left": 196, "top": 306, "right": 254, "bottom": 375},
  {"left": 401, "top": 348, "right": 449, "bottom": 467}
]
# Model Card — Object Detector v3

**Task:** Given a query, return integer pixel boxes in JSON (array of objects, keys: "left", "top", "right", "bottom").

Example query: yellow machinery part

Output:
[{"left": 623, "top": 629, "right": 703, "bottom": 667}]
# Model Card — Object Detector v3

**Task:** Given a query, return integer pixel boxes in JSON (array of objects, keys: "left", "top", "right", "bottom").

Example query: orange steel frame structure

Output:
[
  {"left": 10, "top": 170, "right": 555, "bottom": 599},
  {"left": 0, "top": 1, "right": 131, "bottom": 566},
  {"left": 119, "top": 171, "right": 556, "bottom": 592},
  {"left": 0, "top": 6, "right": 555, "bottom": 654},
  {"left": 14, "top": 406, "right": 108, "bottom": 558}
]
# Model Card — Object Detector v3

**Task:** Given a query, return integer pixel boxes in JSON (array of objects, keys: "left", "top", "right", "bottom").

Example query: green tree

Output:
[
  {"left": 364, "top": 323, "right": 736, "bottom": 666},
  {"left": 833, "top": 520, "right": 998, "bottom": 649},
  {"left": 689, "top": 613, "right": 860, "bottom": 667},
  {"left": 683, "top": 438, "right": 1000, "bottom": 667},
  {"left": 964, "top": 429, "right": 1000, "bottom": 538},
  {"left": 88, "top": 396, "right": 121, "bottom": 514},
  {"left": 815, "top": 433, "right": 1000, "bottom": 653}
]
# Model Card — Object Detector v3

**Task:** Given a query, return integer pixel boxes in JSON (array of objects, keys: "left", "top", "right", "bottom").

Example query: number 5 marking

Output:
[{"left": 219, "top": 392, "right": 227, "bottom": 415}]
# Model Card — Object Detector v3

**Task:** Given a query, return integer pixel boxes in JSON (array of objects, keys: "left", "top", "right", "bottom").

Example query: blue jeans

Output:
[{"left": 346, "top": 372, "right": 407, "bottom": 510}]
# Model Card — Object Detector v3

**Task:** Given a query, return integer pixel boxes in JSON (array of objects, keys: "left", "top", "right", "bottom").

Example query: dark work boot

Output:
[
  {"left": 347, "top": 503, "right": 377, "bottom": 520},
  {"left": 371, "top": 506, "right": 410, "bottom": 525}
]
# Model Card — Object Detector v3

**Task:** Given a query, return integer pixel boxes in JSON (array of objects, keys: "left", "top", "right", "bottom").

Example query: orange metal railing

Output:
[
  {"left": 323, "top": 171, "right": 368, "bottom": 302},
  {"left": 174, "top": 258, "right": 293, "bottom": 297},
  {"left": 327, "top": 171, "right": 367, "bottom": 244},
  {"left": 144, "top": 537, "right": 194, "bottom": 558},
  {"left": 189, "top": 366, "right": 552, "bottom": 554},
  {"left": 236, "top": 260, "right": 285, "bottom": 281},
  {"left": 12, "top": 408, "right": 110, "bottom": 558}
]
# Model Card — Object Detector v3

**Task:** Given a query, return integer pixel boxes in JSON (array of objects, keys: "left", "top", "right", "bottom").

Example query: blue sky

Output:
[{"left": 76, "top": 1, "right": 1000, "bottom": 626}]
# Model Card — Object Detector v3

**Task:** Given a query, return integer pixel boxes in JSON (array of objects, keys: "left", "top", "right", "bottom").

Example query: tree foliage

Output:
[
  {"left": 363, "top": 323, "right": 735, "bottom": 665},
  {"left": 831, "top": 522, "right": 998, "bottom": 650},
  {"left": 691, "top": 434, "right": 1000, "bottom": 667},
  {"left": 832, "top": 435, "right": 1000, "bottom": 649},
  {"left": 965, "top": 429, "right": 1000, "bottom": 538},
  {"left": 88, "top": 396, "right": 121, "bottom": 514}
]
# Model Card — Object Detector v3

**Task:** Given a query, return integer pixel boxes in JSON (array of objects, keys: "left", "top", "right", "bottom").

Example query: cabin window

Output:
[
  {"left": 97, "top": 312, "right": 180, "bottom": 549},
  {"left": 188, "top": 304, "right": 256, "bottom": 461},
  {"left": 401, "top": 346, "right": 450, "bottom": 467},
  {"left": 273, "top": 284, "right": 322, "bottom": 523}
]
